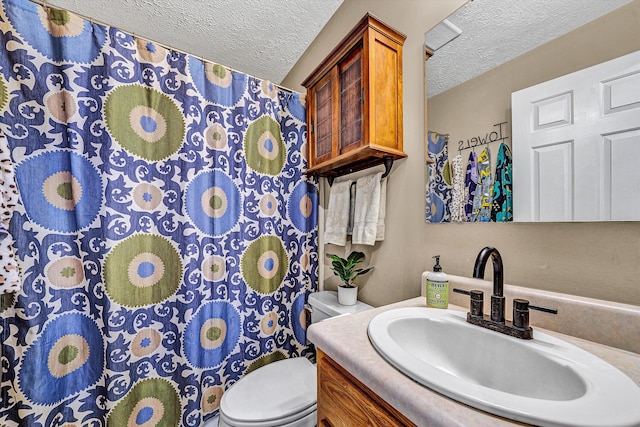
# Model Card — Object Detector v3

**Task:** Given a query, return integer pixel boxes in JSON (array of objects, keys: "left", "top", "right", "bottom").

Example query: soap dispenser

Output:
[{"left": 426, "top": 255, "right": 449, "bottom": 309}]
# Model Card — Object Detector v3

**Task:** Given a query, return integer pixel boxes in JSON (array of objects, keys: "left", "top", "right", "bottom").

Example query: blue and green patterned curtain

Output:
[{"left": 0, "top": 0, "right": 318, "bottom": 425}]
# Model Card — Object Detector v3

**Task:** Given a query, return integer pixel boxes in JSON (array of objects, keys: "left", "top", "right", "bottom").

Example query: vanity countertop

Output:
[{"left": 307, "top": 297, "right": 640, "bottom": 427}]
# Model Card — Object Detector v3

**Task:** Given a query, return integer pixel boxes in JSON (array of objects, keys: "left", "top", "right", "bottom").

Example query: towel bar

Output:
[{"left": 327, "top": 157, "right": 394, "bottom": 187}]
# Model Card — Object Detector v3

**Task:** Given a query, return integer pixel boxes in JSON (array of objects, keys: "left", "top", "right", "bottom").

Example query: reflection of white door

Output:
[{"left": 512, "top": 50, "right": 640, "bottom": 222}]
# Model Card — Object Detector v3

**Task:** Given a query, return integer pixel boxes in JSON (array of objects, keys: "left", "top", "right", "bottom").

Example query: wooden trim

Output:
[
  {"left": 425, "top": 47, "right": 434, "bottom": 164},
  {"left": 305, "top": 146, "right": 406, "bottom": 177}
]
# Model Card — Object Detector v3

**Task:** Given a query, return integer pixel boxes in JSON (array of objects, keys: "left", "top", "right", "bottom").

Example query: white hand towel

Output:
[
  {"left": 324, "top": 180, "right": 352, "bottom": 246},
  {"left": 347, "top": 181, "right": 356, "bottom": 234},
  {"left": 375, "top": 177, "right": 387, "bottom": 241},
  {"left": 352, "top": 172, "right": 383, "bottom": 246}
]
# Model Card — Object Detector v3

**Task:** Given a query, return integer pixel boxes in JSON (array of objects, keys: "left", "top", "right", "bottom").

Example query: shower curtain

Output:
[
  {"left": 425, "top": 131, "right": 451, "bottom": 223},
  {"left": 0, "top": 0, "right": 318, "bottom": 425}
]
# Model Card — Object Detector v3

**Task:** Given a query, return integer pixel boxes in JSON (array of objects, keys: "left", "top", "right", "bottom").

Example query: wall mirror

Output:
[{"left": 424, "top": 0, "right": 638, "bottom": 223}]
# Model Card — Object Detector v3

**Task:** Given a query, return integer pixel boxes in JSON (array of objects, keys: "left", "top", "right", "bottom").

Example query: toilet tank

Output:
[{"left": 307, "top": 291, "right": 373, "bottom": 323}]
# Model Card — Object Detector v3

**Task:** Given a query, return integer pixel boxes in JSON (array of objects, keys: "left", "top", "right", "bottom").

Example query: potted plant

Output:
[{"left": 326, "top": 251, "right": 374, "bottom": 305}]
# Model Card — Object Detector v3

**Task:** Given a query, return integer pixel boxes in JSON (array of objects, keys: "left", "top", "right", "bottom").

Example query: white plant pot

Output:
[{"left": 338, "top": 286, "right": 358, "bottom": 306}]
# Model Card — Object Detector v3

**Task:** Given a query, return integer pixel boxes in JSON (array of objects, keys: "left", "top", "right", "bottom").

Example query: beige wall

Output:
[{"left": 283, "top": 0, "right": 640, "bottom": 307}]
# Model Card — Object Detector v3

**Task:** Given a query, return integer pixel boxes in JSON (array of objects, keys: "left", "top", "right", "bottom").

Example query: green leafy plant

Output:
[{"left": 326, "top": 251, "right": 374, "bottom": 288}]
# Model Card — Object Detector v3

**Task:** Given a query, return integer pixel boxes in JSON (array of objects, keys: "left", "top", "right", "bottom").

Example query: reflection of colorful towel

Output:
[
  {"left": 471, "top": 147, "right": 492, "bottom": 222},
  {"left": 426, "top": 132, "right": 451, "bottom": 223},
  {"left": 491, "top": 143, "right": 513, "bottom": 222},
  {"left": 464, "top": 151, "right": 478, "bottom": 222},
  {"left": 450, "top": 154, "right": 466, "bottom": 222}
]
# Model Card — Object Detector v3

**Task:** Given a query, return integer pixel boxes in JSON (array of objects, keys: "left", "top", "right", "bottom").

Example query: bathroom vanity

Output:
[
  {"left": 316, "top": 349, "right": 415, "bottom": 426},
  {"left": 307, "top": 275, "right": 640, "bottom": 426}
]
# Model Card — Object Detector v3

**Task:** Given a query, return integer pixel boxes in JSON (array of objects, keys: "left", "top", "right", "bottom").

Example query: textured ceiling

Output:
[
  {"left": 46, "top": 0, "right": 343, "bottom": 84},
  {"left": 426, "top": 0, "right": 632, "bottom": 98}
]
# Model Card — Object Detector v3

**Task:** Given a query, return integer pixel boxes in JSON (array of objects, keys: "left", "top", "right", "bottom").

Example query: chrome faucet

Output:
[{"left": 453, "top": 246, "right": 557, "bottom": 340}]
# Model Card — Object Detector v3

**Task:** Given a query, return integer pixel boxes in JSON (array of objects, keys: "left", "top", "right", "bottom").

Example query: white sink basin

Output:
[{"left": 367, "top": 307, "right": 640, "bottom": 427}]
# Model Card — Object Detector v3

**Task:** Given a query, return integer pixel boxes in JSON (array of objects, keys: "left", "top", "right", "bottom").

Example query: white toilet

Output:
[{"left": 212, "top": 291, "right": 373, "bottom": 427}]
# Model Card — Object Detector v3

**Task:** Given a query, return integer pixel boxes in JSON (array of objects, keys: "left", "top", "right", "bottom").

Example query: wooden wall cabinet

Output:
[
  {"left": 302, "top": 14, "right": 406, "bottom": 179},
  {"left": 316, "top": 350, "right": 416, "bottom": 426}
]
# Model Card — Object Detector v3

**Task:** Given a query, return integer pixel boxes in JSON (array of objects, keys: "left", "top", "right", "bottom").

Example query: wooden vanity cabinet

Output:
[
  {"left": 302, "top": 14, "right": 407, "bottom": 178},
  {"left": 317, "top": 349, "right": 416, "bottom": 427}
]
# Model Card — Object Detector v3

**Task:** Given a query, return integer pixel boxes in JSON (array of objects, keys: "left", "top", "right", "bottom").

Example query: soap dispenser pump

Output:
[{"left": 426, "top": 255, "right": 449, "bottom": 308}]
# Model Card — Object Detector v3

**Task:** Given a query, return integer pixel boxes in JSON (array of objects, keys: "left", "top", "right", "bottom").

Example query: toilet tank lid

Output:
[
  {"left": 308, "top": 291, "right": 373, "bottom": 316},
  {"left": 220, "top": 357, "right": 317, "bottom": 423}
]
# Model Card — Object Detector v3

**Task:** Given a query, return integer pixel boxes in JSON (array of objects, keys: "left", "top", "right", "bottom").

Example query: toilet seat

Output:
[{"left": 219, "top": 357, "right": 317, "bottom": 427}]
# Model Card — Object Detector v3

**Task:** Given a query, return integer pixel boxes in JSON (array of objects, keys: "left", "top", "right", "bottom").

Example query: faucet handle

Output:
[
  {"left": 513, "top": 299, "right": 557, "bottom": 330},
  {"left": 452, "top": 288, "right": 484, "bottom": 317},
  {"left": 529, "top": 303, "right": 558, "bottom": 314}
]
